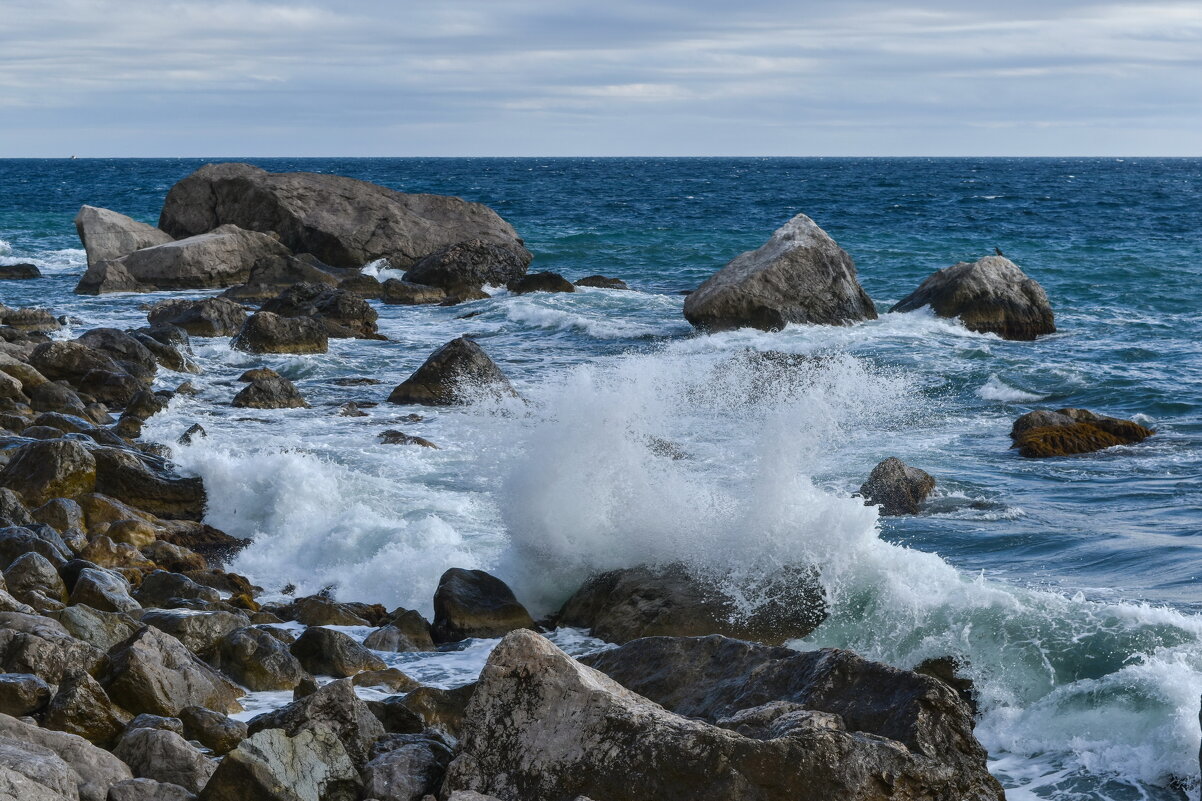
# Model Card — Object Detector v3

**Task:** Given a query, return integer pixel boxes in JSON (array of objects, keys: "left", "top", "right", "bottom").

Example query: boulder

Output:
[
  {"left": 4, "top": 551, "right": 67, "bottom": 610},
  {"left": 0, "top": 305, "right": 61, "bottom": 333},
  {"left": 100, "top": 626, "right": 245, "bottom": 716},
  {"left": 380, "top": 279, "right": 450, "bottom": 305},
  {"left": 222, "top": 253, "right": 342, "bottom": 302},
  {"left": 381, "top": 684, "right": 474, "bottom": 740},
  {"left": 197, "top": 726, "right": 360, "bottom": 801},
  {"left": 351, "top": 668, "right": 420, "bottom": 693},
  {"left": 508, "top": 271, "right": 575, "bottom": 294},
  {"left": 363, "top": 610, "right": 434, "bottom": 652},
  {"left": 159, "top": 162, "right": 526, "bottom": 269},
  {"left": 147, "top": 298, "right": 248, "bottom": 338},
  {"left": 558, "top": 563, "right": 827, "bottom": 645},
  {"left": 387, "top": 337, "right": 515, "bottom": 406},
  {"left": 70, "top": 567, "right": 140, "bottom": 614},
  {"left": 361, "top": 735, "right": 453, "bottom": 801},
  {"left": 50, "top": 605, "right": 141, "bottom": 652},
  {"left": 74, "top": 329, "right": 158, "bottom": 382},
  {"left": 684, "top": 214, "right": 877, "bottom": 332},
  {"left": 179, "top": 705, "right": 247, "bottom": 756},
  {"left": 140, "top": 610, "right": 249, "bottom": 655},
  {"left": 575, "top": 274, "right": 629, "bottom": 290},
  {"left": 74, "top": 206, "right": 172, "bottom": 267},
  {"left": 112, "top": 727, "right": 216, "bottom": 794},
  {"left": 1009, "top": 407, "right": 1154, "bottom": 457},
  {"left": 0, "top": 262, "right": 41, "bottom": 280},
  {"left": 208, "top": 626, "right": 308, "bottom": 691},
  {"left": 135, "top": 571, "right": 221, "bottom": 608},
  {"left": 285, "top": 594, "right": 370, "bottom": 626},
  {"left": 0, "top": 712, "right": 133, "bottom": 801},
  {"left": 108, "top": 778, "right": 197, "bottom": 801},
  {"left": 337, "top": 272, "right": 383, "bottom": 299},
  {"left": 42, "top": 671, "right": 128, "bottom": 746},
  {"left": 431, "top": 568, "right": 533, "bottom": 643},
  {"left": 91, "top": 448, "right": 205, "bottom": 520},
  {"left": 0, "top": 489, "right": 33, "bottom": 527},
  {"left": 858, "top": 457, "right": 936, "bottom": 516},
  {"left": 75, "top": 225, "right": 292, "bottom": 295},
  {"left": 0, "top": 672, "right": 51, "bottom": 716},
  {"left": 289, "top": 627, "right": 386, "bottom": 678},
  {"left": 404, "top": 239, "right": 532, "bottom": 290},
  {"left": 29, "top": 382, "right": 89, "bottom": 417},
  {"left": 245, "top": 678, "right": 384, "bottom": 768},
  {"left": 0, "top": 612, "right": 104, "bottom": 684},
  {"left": 259, "top": 282, "right": 380, "bottom": 339},
  {"left": 890, "top": 255, "right": 1055, "bottom": 340},
  {"left": 231, "top": 311, "right": 328, "bottom": 355},
  {"left": 0, "top": 526, "right": 70, "bottom": 569},
  {"left": 0, "top": 352, "right": 49, "bottom": 389},
  {"left": 378, "top": 430, "right": 439, "bottom": 448},
  {"left": 231, "top": 374, "right": 308, "bottom": 410}
]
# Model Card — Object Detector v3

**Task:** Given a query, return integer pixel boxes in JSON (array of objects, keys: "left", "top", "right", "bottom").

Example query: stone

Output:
[
  {"left": 70, "top": 567, "right": 140, "bottom": 613},
  {"left": 207, "top": 627, "right": 307, "bottom": 691},
  {"left": 231, "top": 375, "right": 308, "bottom": 410},
  {"left": 91, "top": 448, "right": 205, "bottom": 521},
  {"left": 0, "top": 712, "right": 133, "bottom": 801},
  {"left": 131, "top": 331, "right": 196, "bottom": 374},
  {"left": 0, "top": 612, "right": 104, "bottom": 684},
  {"left": 0, "top": 352, "right": 49, "bottom": 389},
  {"left": 0, "top": 672, "right": 50, "bottom": 716},
  {"left": 106, "top": 518, "right": 159, "bottom": 548},
  {"left": 378, "top": 431, "right": 439, "bottom": 448},
  {"left": 0, "top": 734, "right": 81, "bottom": 801},
  {"left": 891, "top": 254, "right": 1055, "bottom": 340},
  {"left": 0, "top": 438, "right": 97, "bottom": 506},
  {"left": 259, "top": 282, "right": 379, "bottom": 339},
  {"left": 123, "top": 714, "right": 185, "bottom": 736},
  {"left": 404, "top": 239, "right": 532, "bottom": 290},
  {"left": 108, "top": 777, "right": 198, "bottom": 801},
  {"left": 387, "top": 337, "right": 515, "bottom": 406},
  {"left": 196, "top": 726, "right": 360, "bottom": 801},
  {"left": 74, "top": 206, "right": 172, "bottom": 267},
  {"left": 75, "top": 225, "right": 292, "bottom": 295},
  {"left": 289, "top": 627, "right": 386, "bottom": 678},
  {"left": 0, "top": 306, "right": 61, "bottom": 333},
  {"left": 508, "top": 271, "right": 575, "bottom": 294},
  {"left": 337, "top": 272, "right": 383, "bottom": 299},
  {"left": 0, "top": 370, "right": 26, "bottom": 402},
  {"left": 76, "top": 537, "right": 154, "bottom": 572},
  {"left": 43, "top": 672, "right": 128, "bottom": 746},
  {"left": 159, "top": 162, "right": 526, "bottom": 269},
  {"left": 0, "top": 262, "right": 41, "bottom": 279},
  {"left": 558, "top": 563, "right": 826, "bottom": 645},
  {"left": 50, "top": 604, "right": 141, "bottom": 652},
  {"left": 155, "top": 524, "right": 246, "bottom": 567},
  {"left": 28, "top": 382, "right": 89, "bottom": 417},
  {"left": 380, "top": 279, "right": 449, "bottom": 305},
  {"left": 286, "top": 594, "right": 369, "bottom": 626},
  {"left": 361, "top": 735, "right": 453, "bottom": 801},
  {"left": 179, "top": 705, "right": 247, "bottom": 756},
  {"left": 231, "top": 311, "right": 328, "bottom": 355},
  {"left": 100, "top": 626, "right": 245, "bottom": 717},
  {"left": 383, "top": 684, "right": 473, "bottom": 740},
  {"left": 113, "top": 727, "right": 216, "bottom": 794},
  {"left": 684, "top": 213, "right": 877, "bottom": 332},
  {"left": 135, "top": 571, "right": 221, "bottom": 607},
  {"left": 176, "top": 424, "right": 206, "bottom": 447},
  {"left": 74, "top": 330, "right": 158, "bottom": 382},
  {"left": 363, "top": 614, "right": 433, "bottom": 653},
  {"left": 431, "top": 568, "right": 533, "bottom": 644},
  {"left": 32, "top": 498, "right": 85, "bottom": 533},
  {"left": 245, "top": 678, "right": 384, "bottom": 768},
  {"left": 140, "top": 610, "right": 250, "bottom": 656},
  {"left": 223, "top": 254, "right": 342, "bottom": 303},
  {"left": 0, "top": 489, "right": 32, "bottom": 528},
  {"left": 0, "top": 525, "right": 70, "bottom": 569},
  {"left": 146, "top": 298, "right": 248, "bottom": 338},
  {"left": 858, "top": 457, "right": 936, "bottom": 515},
  {"left": 351, "top": 668, "right": 421, "bottom": 693},
  {"left": 1009, "top": 407, "right": 1154, "bottom": 457},
  {"left": 4, "top": 551, "right": 67, "bottom": 609},
  {"left": 574, "top": 274, "right": 629, "bottom": 290}
]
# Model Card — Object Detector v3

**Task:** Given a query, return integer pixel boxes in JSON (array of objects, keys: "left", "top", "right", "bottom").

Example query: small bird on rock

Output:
[{"left": 995, "top": 247, "right": 1005, "bottom": 256}]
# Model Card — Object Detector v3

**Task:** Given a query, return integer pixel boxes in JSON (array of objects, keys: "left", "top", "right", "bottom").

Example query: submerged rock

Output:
[
  {"left": 378, "top": 430, "right": 438, "bottom": 448},
  {"left": 891, "top": 255, "right": 1055, "bottom": 340},
  {"left": 684, "top": 214, "right": 877, "bottom": 332},
  {"left": 404, "top": 238, "right": 532, "bottom": 290},
  {"left": 231, "top": 311, "right": 328, "bottom": 355},
  {"left": 431, "top": 567, "right": 534, "bottom": 643},
  {"left": 859, "top": 457, "right": 936, "bottom": 515},
  {"left": 508, "top": 271, "right": 575, "bottom": 294},
  {"left": 575, "top": 274, "right": 629, "bottom": 290},
  {"left": 1009, "top": 407, "right": 1153, "bottom": 457},
  {"left": 387, "top": 336, "right": 515, "bottom": 406},
  {"left": 74, "top": 205, "right": 173, "bottom": 267}
]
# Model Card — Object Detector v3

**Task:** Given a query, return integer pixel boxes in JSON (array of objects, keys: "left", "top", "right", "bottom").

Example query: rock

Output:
[
  {"left": 43, "top": 671, "right": 128, "bottom": 746},
  {"left": 684, "top": 213, "right": 877, "bottom": 332},
  {"left": 574, "top": 274, "right": 629, "bottom": 290},
  {"left": 140, "top": 610, "right": 249, "bottom": 656},
  {"left": 378, "top": 430, "right": 438, "bottom": 448},
  {"left": 245, "top": 678, "right": 384, "bottom": 768},
  {"left": 1009, "top": 407, "right": 1154, "bottom": 457},
  {"left": 4, "top": 551, "right": 67, "bottom": 610},
  {"left": 179, "top": 706, "right": 247, "bottom": 756},
  {"left": 858, "top": 457, "right": 936, "bottom": 515},
  {"left": 32, "top": 498, "right": 85, "bottom": 533},
  {"left": 286, "top": 594, "right": 369, "bottom": 626},
  {"left": 430, "top": 568, "right": 533, "bottom": 644},
  {"left": 197, "top": 726, "right": 360, "bottom": 801},
  {"left": 890, "top": 255, "right": 1054, "bottom": 340},
  {"left": 0, "top": 712, "right": 133, "bottom": 801},
  {"left": 131, "top": 331, "right": 196, "bottom": 375},
  {"left": 0, "top": 526, "right": 69, "bottom": 570},
  {"left": 124, "top": 715, "right": 184, "bottom": 736},
  {"left": 337, "top": 401, "right": 367, "bottom": 417},
  {"left": 223, "top": 255, "right": 343, "bottom": 303},
  {"left": 0, "top": 438, "right": 96, "bottom": 506},
  {"left": 108, "top": 777, "right": 198, "bottom": 801},
  {"left": 70, "top": 567, "right": 140, "bottom": 614},
  {"left": 387, "top": 337, "right": 515, "bottom": 406},
  {"left": 0, "top": 588, "right": 35, "bottom": 615},
  {"left": 259, "top": 283, "right": 380, "bottom": 339},
  {"left": 155, "top": 524, "right": 246, "bottom": 568},
  {"left": 362, "top": 612, "right": 433, "bottom": 653},
  {"left": 75, "top": 225, "right": 292, "bottom": 295},
  {"left": 0, "top": 612, "right": 103, "bottom": 683},
  {"left": 0, "top": 305, "right": 61, "bottom": 333},
  {"left": 289, "top": 627, "right": 386, "bottom": 678},
  {"left": 380, "top": 279, "right": 450, "bottom": 305},
  {"left": 113, "top": 727, "right": 215, "bottom": 794},
  {"left": 29, "top": 339, "right": 135, "bottom": 386},
  {"left": 404, "top": 239, "right": 532, "bottom": 290},
  {"left": 231, "top": 374, "right": 308, "bottom": 410},
  {"left": 28, "top": 382, "right": 90, "bottom": 417},
  {"left": 361, "top": 735, "right": 453, "bottom": 801},
  {"left": 50, "top": 605, "right": 140, "bottom": 652},
  {"left": 74, "top": 206, "right": 173, "bottom": 267},
  {"left": 558, "top": 563, "right": 827, "bottom": 645},
  {"left": 914, "top": 656, "right": 978, "bottom": 715},
  {"left": 507, "top": 271, "right": 575, "bottom": 294},
  {"left": 105, "top": 518, "right": 159, "bottom": 548},
  {"left": 100, "top": 626, "right": 245, "bottom": 717},
  {"left": 76, "top": 537, "right": 154, "bottom": 572},
  {"left": 177, "top": 424, "right": 206, "bottom": 446},
  {"left": 0, "top": 262, "right": 41, "bottom": 280},
  {"left": 231, "top": 311, "right": 328, "bottom": 355},
  {"left": 0, "top": 488, "right": 33, "bottom": 527},
  {"left": 336, "top": 272, "right": 383, "bottom": 299},
  {"left": 91, "top": 448, "right": 205, "bottom": 521},
  {"left": 159, "top": 162, "right": 526, "bottom": 269},
  {"left": 351, "top": 669, "right": 421, "bottom": 694},
  {"left": 0, "top": 352, "right": 49, "bottom": 389},
  {"left": 208, "top": 627, "right": 307, "bottom": 691},
  {"left": 135, "top": 571, "right": 221, "bottom": 607},
  {"left": 74, "top": 330, "right": 158, "bottom": 383},
  {"left": 147, "top": 298, "right": 248, "bottom": 338},
  {"left": 385, "top": 684, "right": 474, "bottom": 740},
  {"left": 0, "top": 672, "right": 51, "bottom": 716}
]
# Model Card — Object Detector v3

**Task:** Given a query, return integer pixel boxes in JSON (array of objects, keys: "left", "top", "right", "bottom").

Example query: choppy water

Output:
[{"left": 1, "top": 157, "right": 1200, "bottom": 800}]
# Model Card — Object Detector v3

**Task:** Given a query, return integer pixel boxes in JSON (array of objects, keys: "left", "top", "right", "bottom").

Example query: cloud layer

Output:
[{"left": 2, "top": 0, "right": 1199, "bottom": 155}]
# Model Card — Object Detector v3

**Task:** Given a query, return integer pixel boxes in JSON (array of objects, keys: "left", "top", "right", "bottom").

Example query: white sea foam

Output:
[
  {"left": 0, "top": 238, "right": 10, "bottom": 256},
  {"left": 978, "top": 374, "right": 1046, "bottom": 403}
]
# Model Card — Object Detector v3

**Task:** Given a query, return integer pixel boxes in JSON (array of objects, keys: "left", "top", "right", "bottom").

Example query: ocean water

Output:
[{"left": 1, "top": 157, "right": 1201, "bottom": 800}]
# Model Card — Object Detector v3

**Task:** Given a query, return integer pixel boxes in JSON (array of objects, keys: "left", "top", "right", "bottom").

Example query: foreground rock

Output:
[
  {"left": 259, "top": 282, "right": 380, "bottom": 339},
  {"left": 1010, "top": 407, "right": 1153, "bottom": 457},
  {"left": 100, "top": 626, "right": 245, "bottom": 716},
  {"left": 431, "top": 568, "right": 534, "bottom": 643},
  {"left": 684, "top": 214, "right": 877, "bottom": 332},
  {"left": 0, "top": 712, "right": 132, "bottom": 801},
  {"left": 387, "top": 336, "right": 515, "bottom": 406},
  {"left": 74, "top": 206, "right": 173, "bottom": 267},
  {"left": 231, "top": 311, "right": 328, "bottom": 354},
  {"left": 891, "top": 255, "right": 1055, "bottom": 340},
  {"left": 404, "top": 239, "right": 532, "bottom": 291},
  {"left": 0, "top": 262, "right": 41, "bottom": 280},
  {"left": 558, "top": 563, "right": 827, "bottom": 645},
  {"left": 231, "top": 373, "right": 309, "bottom": 409},
  {"left": 147, "top": 297, "right": 248, "bottom": 337},
  {"left": 159, "top": 162, "right": 527, "bottom": 269},
  {"left": 859, "top": 457, "right": 936, "bottom": 515},
  {"left": 245, "top": 679, "right": 383, "bottom": 768},
  {"left": 199, "top": 727, "right": 360, "bottom": 801}
]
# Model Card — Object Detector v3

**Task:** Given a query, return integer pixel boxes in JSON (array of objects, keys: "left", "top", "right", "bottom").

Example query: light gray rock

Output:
[
  {"left": 100, "top": 626, "right": 245, "bottom": 717},
  {"left": 139, "top": 610, "right": 249, "bottom": 656},
  {"left": 50, "top": 605, "right": 141, "bottom": 652},
  {"left": 0, "top": 612, "right": 104, "bottom": 684},
  {"left": 0, "top": 672, "right": 51, "bottom": 716},
  {"left": 70, "top": 568, "right": 140, "bottom": 614},
  {"left": 112, "top": 728, "right": 216, "bottom": 794},
  {"left": 196, "top": 727, "right": 360, "bottom": 801},
  {"left": 0, "top": 735, "right": 81, "bottom": 801},
  {"left": 74, "top": 206, "right": 173, "bottom": 268},
  {"left": 361, "top": 736, "right": 452, "bottom": 801},
  {"left": 245, "top": 678, "right": 383, "bottom": 768},
  {"left": 0, "top": 712, "right": 132, "bottom": 801}
]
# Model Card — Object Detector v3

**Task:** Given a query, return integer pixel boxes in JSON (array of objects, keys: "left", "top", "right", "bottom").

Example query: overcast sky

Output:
[{"left": 2, "top": 0, "right": 1200, "bottom": 156}]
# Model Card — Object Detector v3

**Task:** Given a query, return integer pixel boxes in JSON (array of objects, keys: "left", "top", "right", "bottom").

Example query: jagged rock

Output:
[
  {"left": 159, "top": 162, "right": 526, "bottom": 269},
  {"left": 147, "top": 298, "right": 248, "bottom": 338},
  {"left": 404, "top": 239, "right": 532, "bottom": 290},
  {"left": 286, "top": 594, "right": 369, "bottom": 626},
  {"left": 684, "top": 214, "right": 877, "bottom": 332},
  {"left": 558, "top": 563, "right": 827, "bottom": 645},
  {"left": 140, "top": 610, "right": 250, "bottom": 656},
  {"left": 0, "top": 525, "right": 70, "bottom": 569},
  {"left": 378, "top": 430, "right": 439, "bottom": 448},
  {"left": 508, "top": 271, "right": 575, "bottom": 294},
  {"left": 259, "top": 282, "right": 380, "bottom": 339},
  {"left": 197, "top": 726, "right": 360, "bottom": 801},
  {"left": 135, "top": 571, "right": 221, "bottom": 607},
  {"left": 0, "top": 712, "right": 133, "bottom": 801},
  {"left": 858, "top": 457, "right": 936, "bottom": 515},
  {"left": 155, "top": 524, "right": 246, "bottom": 568},
  {"left": 289, "top": 627, "right": 386, "bottom": 678},
  {"left": 179, "top": 706, "right": 247, "bottom": 756},
  {"left": 50, "top": 605, "right": 141, "bottom": 652},
  {"left": 100, "top": 626, "right": 245, "bottom": 717},
  {"left": 0, "top": 588, "right": 35, "bottom": 615},
  {"left": 574, "top": 274, "right": 629, "bottom": 290},
  {"left": 43, "top": 672, "right": 128, "bottom": 746},
  {"left": 337, "top": 272, "right": 383, "bottom": 299},
  {"left": 245, "top": 678, "right": 384, "bottom": 768},
  {"left": 91, "top": 448, "right": 205, "bottom": 521},
  {"left": 4, "top": 551, "right": 67, "bottom": 610},
  {"left": 123, "top": 715, "right": 184, "bottom": 736},
  {"left": 431, "top": 568, "right": 533, "bottom": 643},
  {"left": 108, "top": 777, "right": 198, "bottom": 801},
  {"left": 0, "top": 488, "right": 32, "bottom": 527},
  {"left": 0, "top": 612, "right": 104, "bottom": 683},
  {"left": 380, "top": 279, "right": 450, "bottom": 305},
  {"left": 0, "top": 305, "right": 61, "bottom": 333},
  {"left": 0, "top": 262, "right": 41, "bottom": 279},
  {"left": 363, "top": 611, "right": 434, "bottom": 653},
  {"left": 361, "top": 735, "right": 453, "bottom": 801},
  {"left": 74, "top": 330, "right": 158, "bottom": 382},
  {"left": 74, "top": 206, "right": 173, "bottom": 266},
  {"left": 231, "top": 311, "right": 328, "bottom": 355},
  {"left": 207, "top": 626, "right": 307, "bottom": 691},
  {"left": 113, "top": 727, "right": 216, "bottom": 794},
  {"left": 0, "top": 672, "right": 51, "bottom": 716},
  {"left": 32, "top": 498, "right": 85, "bottom": 533},
  {"left": 231, "top": 374, "right": 308, "bottom": 409},
  {"left": 1009, "top": 407, "right": 1154, "bottom": 457},
  {"left": 69, "top": 567, "right": 140, "bottom": 613},
  {"left": 382, "top": 684, "right": 473, "bottom": 740},
  {"left": 387, "top": 337, "right": 515, "bottom": 406},
  {"left": 0, "top": 438, "right": 96, "bottom": 506}
]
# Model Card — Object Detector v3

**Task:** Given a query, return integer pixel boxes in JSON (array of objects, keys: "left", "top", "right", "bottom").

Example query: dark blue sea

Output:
[{"left": 2, "top": 157, "right": 1201, "bottom": 799}]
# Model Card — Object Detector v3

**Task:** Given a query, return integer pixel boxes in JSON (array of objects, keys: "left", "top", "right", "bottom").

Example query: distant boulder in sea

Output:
[
  {"left": 683, "top": 213, "right": 878, "bottom": 332},
  {"left": 1010, "top": 407, "right": 1152, "bottom": 457},
  {"left": 891, "top": 255, "right": 1055, "bottom": 341}
]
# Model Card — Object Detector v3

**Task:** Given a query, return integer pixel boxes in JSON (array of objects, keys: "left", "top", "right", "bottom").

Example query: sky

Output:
[{"left": 1, "top": 0, "right": 1200, "bottom": 157}]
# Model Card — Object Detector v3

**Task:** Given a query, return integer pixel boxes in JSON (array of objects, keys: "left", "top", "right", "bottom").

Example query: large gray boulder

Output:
[
  {"left": 387, "top": 337, "right": 515, "bottom": 406},
  {"left": 890, "top": 255, "right": 1055, "bottom": 340},
  {"left": 75, "top": 225, "right": 292, "bottom": 295},
  {"left": 197, "top": 727, "right": 360, "bottom": 801},
  {"left": 74, "top": 206, "right": 172, "bottom": 267},
  {"left": 684, "top": 214, "right": 877, "bottom": 332},
  {"left": 0, "top": 734, "right": 81, "bottom": 801},
  {"left": 112, "top": 727, "right": 216, "bottom": 794},
  {"left": 100, "top": 626, "right": 245, "bottom": 717},
  {"left": 159, "top": 162, "right": 527, "bottom": 269},
  {"left": 0, "top": 713, "right": 132, "bottom": 801},
  {"left": 245, "top": 678, "right": 383, "bottom": 768}
]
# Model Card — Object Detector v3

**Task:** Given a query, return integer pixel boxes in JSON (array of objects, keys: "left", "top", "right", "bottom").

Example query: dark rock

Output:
[
  {"left": 140, "top": 610, "right": 250, "bottom": 655},
  {"left": 0, "top": 263, "right": 41, "bottom": 280},
  {"left": 91, "top": 448, "right": 205, "bottom": 520},
  {"left": 231, "top": 374, "right": 308, "bottom": 410},
  {"left": 231, "top": 311, "right": 328, "bottom": 355},
  {"left": 289, "top": 627, "right": 386, "bottom": 678},
  {"left": 112, "top": 726, "right": 216, "bottom": 794},
  {"left": 70, "top": 567, "right": 140, "bottom": 613},
  {"left": 178, "top": 424, "right": 206, "bottom": 445},
  {"left": 891, "top": 255, "right": 1055, "bottom": 340},
  {"left": 0, "top": 489, "right": 32, "bottom": 528},
  {"left": 286, "top": 594, "right": 370, "bottom": 626},
  {"left": 380, "top": 279, "right": 449, "bottom": 305},
  {"left": 361, "top": 734, "right": 453, "bottom": 801},
  {"left": 135, "top": 571, "right": 221, "bottom": 608},
  {"left": 1009, "top": 407, "right": 1154, "bottom": 457},
  {"left": 338, "top": 401, "right": 367, "bottom": 417},
  {"left": 431, "top": 568, "right": 534, "bottom": 644},
  {"left": 147, "top": 298, "right": 248, "bottom": 338},
  {"left": 387, "top": 337, "right": 515, "bottom": 406},
  {"left": 405, "top": 239, "right": 532, "bottom": 290},
  {"left": 100, "top": 626, "right": 245, "bottom": 716},
  {"left": 259, "top": 282, "right": 379, "bottom": 339},
  {"left": 363, "top": 613, "right": 434, "bottom": 653},
  {"left": 378, "top": 430, "right": 438, "bottom": 448},
  {"left": 0, "top": 671, "right": 50, "bottom": 716},
  {"left": 208, "top": 627, "right": 308, "bottom": 691},
  {"left": 351, "top": 667, "right": 421, "bottom": 693},
  {"left": 914, "top": 656, "right": 978, "bottom": 715},
  {"left": 28, "top": 381, "right": 89, "bottom": 417},
  {"left": 179, "top": 705, "right": 247, "bottom": 756},
  {"left": 74, "top": 329, "right": 158, "bottom": 382},
  {"left": 197, "top": 726, "right": 360, "bottom": 801},
  {"left": 74, "top": 205, "right": 172, "bottom": 266},
  {"left": 384, "top": 684, "right": 473, "bottom": 740},
  {"left": 575, "top": 274, "right": 629, "bottom": 290},
  {"left": 245, "top": 678, "right": 384, "bottom": 768},
  {"left": 0, "top": 525, "right": 70, "bottom": 569},
  {"left": 859, "top": 457, "right": 936, "bottom": 515},
  {"left": 0, "top": 305, "right": 61, "bottom": 333},
  {"left": 0, "top": 612, "right": 104, "bottom": 684},
  {"left": 124, "top": 714, "right": 184, "bottom": 736},
  {"left": 508, "top": 271, "right": 575, "bottom": 294},
  {"left": 337, "top": 272, "right": 383, "bottom": 299},
  {"left": 43, "top": 671, "right": 128, "bottom": 746},
  {"left": 50, "top": 604, "right": 141, "bottom": 652},
  {"left": 222, "top": 253, "right": 342, "bottom": 302},
  {"left": 684, "top": 213, "right": 877, "bottom": 332}
]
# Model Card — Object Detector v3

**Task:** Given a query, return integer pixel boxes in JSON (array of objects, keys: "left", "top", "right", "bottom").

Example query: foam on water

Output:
[{"left": 979, "top": 374, "right": 1047, "bottom": 403}]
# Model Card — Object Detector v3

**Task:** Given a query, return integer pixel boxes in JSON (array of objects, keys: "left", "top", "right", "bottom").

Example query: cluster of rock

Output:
[{"left": 1010, "top": 407, "right": 1153, "bottom": 457}]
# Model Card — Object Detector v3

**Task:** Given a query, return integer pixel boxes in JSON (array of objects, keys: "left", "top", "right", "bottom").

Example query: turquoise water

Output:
[{"left": 2, "top": 157, "right": 1201, "bottom": 799}]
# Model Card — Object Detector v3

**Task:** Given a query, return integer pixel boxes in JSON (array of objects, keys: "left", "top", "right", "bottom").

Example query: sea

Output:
[{"left": 1, "top": 157, "right": 1200, "bottom": 800}]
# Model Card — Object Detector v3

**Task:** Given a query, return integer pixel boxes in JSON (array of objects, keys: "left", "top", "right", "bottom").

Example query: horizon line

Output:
[{"left": 2, "top": 154, "right": 1201, "bottom": 161}]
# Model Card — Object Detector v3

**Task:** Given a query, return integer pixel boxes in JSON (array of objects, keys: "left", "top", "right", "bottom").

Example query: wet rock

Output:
[
  {"left": 387, "top": 337, "right": 515, "bottom": 406},
  {"left": 245, "top": 678, "right": 384, "bottom": 768},
  {"left": 684, "top": 213, "right": 877, "bottom": 332},
  {"left": 0, "top": 438, "right": 97, "bottom": 506},
  {"left": 260, "top": 282, "right": 380, "bottom": 339},
  {"left": 113, "top": 727, "right": 216, "bottom": 794},
  {"left": 0, "top": 305, "right": 62, "bottom": 334},
  {"left": 558, "top": 563, "right": 827, "bottom": 645},
  {"left": 74, "top": 330, "right": 158, "bottom": 382},
  {"left": 0, "top": 672, "right": 51, "bottom": 716},
  {"left": 286, "top": 594, "right": 370, "bottom": 626},
  {"left": 351, "top": 668, "right": 421, "bottom": 694},
  {"left": 431, "top": 568, "right": 533, "bottom": 644},
  {"left": 91, "top": 448, "right": 205, "bottom": 520},
  {"left": 147, "top": 298, "right": 248, "bottom": 338},
  {"left": 4, "top": 551, "right": 67, "bottom": 610},
  {"left": 508, "top": 271, "right": 575, "bottom": 294},
  {"left": 130, "top": 330, "right": 196, "bottom": 374},
  {"left": 135, "top": 571, "right": 221, "bottom": 608},
  {"left": 177, "top": 424, "right": 206, "bottom": 446},
  {"left": 231, "top": 311, "right": 328, "bottom": 355},
  {"left": 574, "top": 274, "right": 629, "bottom": 290},
  {"left": 108, "top": 777, "right": 198, "bottom": 801},
  {"left": 50, "top": 604, "right": 140, "bottom": 652},
  {"left": 361, "top": 734, "right": 453, "bottom": 801},
  {"left": 289, "top": 627, "right": 386, "bottom": 678},
  {"left": 43, "top": 671, "right": 128, "bottom": 746},
  {"left": 29, "top": 382, "right": 90, "bottom": 417},
  {"left": 914, "top": 656, "right": 978, "bottom": 715},
  {"left": 179, "top": 705, "right": 247, "bottom": 756},
  {"left": 1009, "top": 407, "right": 1154, "bottom": 457},
  {"left": 0, "top": 262, "right": 41, "bottom": 280},
  {"left": 231, "top": 374, "right": 309, "bottom": 409},
  {"left": 378, "top": 430, "right": 438, "bottom": 448},
  {"left": 208, "top": 627, "right": 308, "bottom": 691},
  {"left": 337, "top": 401, "right": 367, "bottom": 417},
  {"left": 858, "top": 457, "right": 936, "bottom": 515},
  {"left": 100, "top": 626, "right": 245, "bottom": 716},
  {"left": 404, "top": 239, "right": 532, "bottom": 290},
  {"left": 197, "top": 726, "right": 360, "bottom": 801},
  {"left": 0, "top": 488, "right": 32, "bottom": 527},
  {"left": 223, "top": 254, "right": 343, "bottom": 302},
  {"left": 32, "top": 498, "right": 84, "bottom": 533},
  {"left": 0, "top": 711, "right": 133, "bottom": 801},
  {"left": 380, "top": 279, "right": 449, "bottom": 305},
  {"left": 0, "top": 525, "right": 70, "bottom": 569},
  {"left": 159, "top": 162, "right": 526, "bottom": 269},
  {"left": 363, "top": 611, "right": 434, "bottom": 652},
  {"left": 70, "top": 567, "right": 141, "bottom": 614},
  {"left": 74, "top": 205, "right": 173, "bottom": 267},
  {"left": 140, "top": 610, "right": 250, "bottom": 656},
  {"left": 139, "top": 540, "right": 206, "bottom": 574},
  {"left": 0, "top": 612, "right": 104, "bottom": 683}
]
